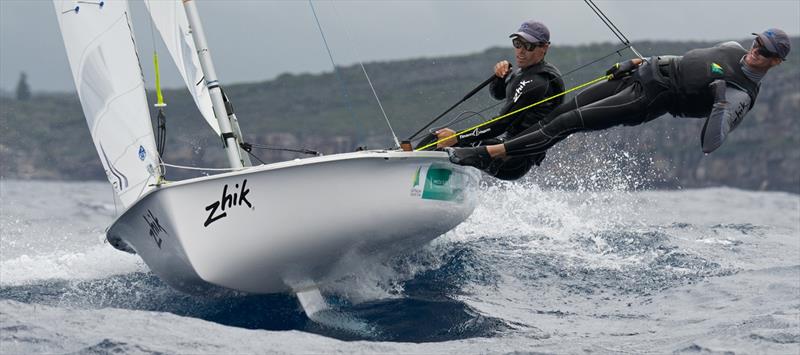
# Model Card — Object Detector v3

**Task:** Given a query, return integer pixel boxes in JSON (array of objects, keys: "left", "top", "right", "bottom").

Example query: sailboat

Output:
[{"left": 52, "top": 0, "right": 479, "bottom": 302}]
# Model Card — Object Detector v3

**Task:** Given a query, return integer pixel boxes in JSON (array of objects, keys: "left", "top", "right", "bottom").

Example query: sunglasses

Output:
[
  {"left": 512, "top": 38, "right": 542, "bottom": 51},
  {"left": 752, "top": 38, "right": 781, "bottom": 59}
]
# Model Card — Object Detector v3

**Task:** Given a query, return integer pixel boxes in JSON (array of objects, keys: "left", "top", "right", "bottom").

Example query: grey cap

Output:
[
  {"left": 510, "top": 20, "right": 550, "bottom": 44},
  {"left": 752, "top": 28, "right": 791, "bottom": 60}
]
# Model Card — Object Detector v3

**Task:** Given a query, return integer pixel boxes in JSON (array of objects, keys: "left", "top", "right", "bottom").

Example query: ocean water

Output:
[{"left": 1, "top": 178, "right": 798, "bottom": 354}]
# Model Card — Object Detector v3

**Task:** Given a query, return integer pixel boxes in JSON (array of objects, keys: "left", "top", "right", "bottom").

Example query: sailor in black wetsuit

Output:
[
  {"left": 433, "top": 20, "right": 564, "bottom": 180},
  {"left": 447, "top": 28, "right": 791, "bottom": 178}
]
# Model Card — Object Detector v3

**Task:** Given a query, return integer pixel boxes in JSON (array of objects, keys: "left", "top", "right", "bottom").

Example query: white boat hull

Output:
[{"left": 106, "top": 150, "right": 480, "bottom": 294}]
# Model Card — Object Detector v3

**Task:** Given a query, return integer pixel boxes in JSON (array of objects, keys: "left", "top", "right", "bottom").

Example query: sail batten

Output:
[
  {"left": 53, "top": 0, "right": 160, "bottom": 208},
  {"left": 144, "top": 0, "right": 220, "bottom": 135}
]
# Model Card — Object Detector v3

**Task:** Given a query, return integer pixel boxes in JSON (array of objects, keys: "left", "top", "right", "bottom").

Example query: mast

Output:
[{"left": 182, "top": 0, "right": 244, "bottom": 169}]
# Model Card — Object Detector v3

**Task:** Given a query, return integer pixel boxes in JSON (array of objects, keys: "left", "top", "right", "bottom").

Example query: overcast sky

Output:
[{"left": 1, "top": 0, "right": 798, "bottom": 93}]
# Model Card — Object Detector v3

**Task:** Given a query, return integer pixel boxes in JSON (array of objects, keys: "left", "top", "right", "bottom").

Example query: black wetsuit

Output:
[
  {"left": 503, "top": 42, "right": 760, "bottom": 158},
  {"left": 457, "top": 60, "right": 564, "bottom": 180},
  {"left": 459, "top": 60, "right": 564, "bottom": 144}
]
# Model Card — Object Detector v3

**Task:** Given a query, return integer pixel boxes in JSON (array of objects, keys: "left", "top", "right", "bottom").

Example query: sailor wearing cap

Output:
[
  {"left": 447, "top": 28, "right": 791, "bottom": 178},
  {"left": 434, "top": 20, "right": 565, "bottom": 180}
]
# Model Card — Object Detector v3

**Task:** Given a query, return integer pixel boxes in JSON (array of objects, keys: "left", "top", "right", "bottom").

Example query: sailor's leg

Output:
[
  {"left": 535, "top": 77, "right": 634, "bottom": 129},
  {"left": 503, "top": 82, "right": 649, "bottom": 157},
  {"left": 482, "top": 155, "right": 533, "bottom": 181},
  {"left": 447, "top": 79, "right": 647, "bottom": 169}
]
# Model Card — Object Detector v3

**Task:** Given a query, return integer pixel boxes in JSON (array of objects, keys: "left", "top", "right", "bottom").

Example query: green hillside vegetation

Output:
[{"left": 1, "top": 38, "right": 798, "bottom": 192}]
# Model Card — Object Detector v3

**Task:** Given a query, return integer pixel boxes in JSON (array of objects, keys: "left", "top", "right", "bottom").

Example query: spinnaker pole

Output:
[{"left": 182, "top": 0, "right": 244, "bottom": 169}]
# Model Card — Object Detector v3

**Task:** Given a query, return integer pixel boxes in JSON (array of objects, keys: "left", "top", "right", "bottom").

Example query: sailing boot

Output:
[
  {"left": 445, "top": 146, "right": 493, "bottom": 170},
  {"left": 486, "top": 156, "right": 533, "bottom": 181}
]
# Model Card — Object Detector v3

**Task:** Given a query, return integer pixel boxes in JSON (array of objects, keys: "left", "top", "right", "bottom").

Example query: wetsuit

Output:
[
  {"left": 459, "top": 60, "right": 564, "bottom": 144},
  {"left": 456, "top": 60, "right": 564, "bottom": 180},
  {"left": 502, "top": 42, "right": 760, "bottom": 158}
]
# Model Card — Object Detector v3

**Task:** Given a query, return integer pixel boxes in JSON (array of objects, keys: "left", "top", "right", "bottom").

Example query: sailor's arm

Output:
[
  {"left": 437, "top": 67, "right": 543, "bottom": 148},
  {"left": 457, "top": 72, "right": 555, "bottom": 145},
  {"left": 701, "top": 80, "right": 752, "bottom": 154},
  {"left": 435, "top": 118, "right": 513, "bottom": 148}
]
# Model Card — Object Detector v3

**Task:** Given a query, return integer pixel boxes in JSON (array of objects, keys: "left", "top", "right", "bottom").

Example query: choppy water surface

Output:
[{"left": 1, "top": 179, "right": 798, "bottom": 354}]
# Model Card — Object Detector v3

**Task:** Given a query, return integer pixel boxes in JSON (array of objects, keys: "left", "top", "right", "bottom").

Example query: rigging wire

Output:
[
  {"left": 584, "top": 0, "right": 626, "bottom": 46},
  {"left": 307, "top": 0, "right": 358, "bottom": 124},
  {"left": 328, "top": 1, "right": 401, "bottom": 148},
  {"left": 584, "top": 0, "right": 643, "bottom": 59}
]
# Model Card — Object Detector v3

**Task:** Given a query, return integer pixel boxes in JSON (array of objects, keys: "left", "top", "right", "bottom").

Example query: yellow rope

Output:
[
  {"left": 153, "top": 52, "right": 166, "bottom": 107},
  {"left": 415, "top": 73, "right": 612, "bottom": 151}
]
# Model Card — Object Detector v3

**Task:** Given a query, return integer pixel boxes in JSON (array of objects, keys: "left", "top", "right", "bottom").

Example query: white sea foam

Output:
[
  {"left": 0, "top": 243, "right": 146, "bottom": 286},
  {"left": 316, "top": 181, "right": 657, "bottom": 304},
  {"left": 449, "top": 181, "right": 656, "bottom": 271},
  {"left": 2, "top": 179, "right": 799, "bottom": 353}
]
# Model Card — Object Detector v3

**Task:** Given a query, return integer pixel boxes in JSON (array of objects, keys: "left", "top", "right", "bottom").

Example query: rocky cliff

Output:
[{"left": 1, "top": 39, "right": 798, "bottom": 192}]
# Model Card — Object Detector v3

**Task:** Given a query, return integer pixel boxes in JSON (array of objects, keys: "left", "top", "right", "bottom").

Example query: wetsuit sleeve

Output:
[
  {"left": 701, "top": 81, "right": 752, "bottom": 154},
  {"left": 451, "top": 76, "right": 510, "bottom": 146},
  {"left": 457, "top": 73, "right": 554, "bottom": 146},
  {"left": 489, "top": 76, "right": 507, "bottom": 100},
  {"left": 454, "top": 118, "right": 511, "bottom": 146}
]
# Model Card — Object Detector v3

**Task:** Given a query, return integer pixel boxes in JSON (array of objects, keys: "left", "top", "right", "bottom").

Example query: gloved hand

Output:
[
  {"left": 605, "top": 59, "right": 637, "bottom": 80},
  {"left": 709, "top": 79, "right": 727, "bottom": 103}
]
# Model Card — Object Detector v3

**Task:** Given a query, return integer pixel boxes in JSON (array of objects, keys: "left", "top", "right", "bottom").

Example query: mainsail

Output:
[
  {"left": 53, "top": 0, "right": 160, "bottom": 207},
  {"left": 143, "top": 0, "right": 220, "bottom": 135}
]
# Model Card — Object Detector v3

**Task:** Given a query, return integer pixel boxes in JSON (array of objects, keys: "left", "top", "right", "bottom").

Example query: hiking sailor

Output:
[
  {"left": 435, "top": 20, "right": 565, "bottom": 180},
  {"left": 446, "top": 28, "right": 791, "bottom": 178}
]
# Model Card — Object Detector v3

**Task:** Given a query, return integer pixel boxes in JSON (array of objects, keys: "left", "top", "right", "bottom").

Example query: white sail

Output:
[
  {"left": 53, "top": 0, "right": 160, "bottom": 208},
  {"left": 143, "top": 0, "right": 220, "bottom": 135}
]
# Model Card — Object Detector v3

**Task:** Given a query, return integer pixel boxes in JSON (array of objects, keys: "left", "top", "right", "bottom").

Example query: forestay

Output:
[
  {"left": 53, "top": 0, "right": 160, "bottom": 208},
  {"left": 143, "top": 0, "right": 219, "bottom": 135}
]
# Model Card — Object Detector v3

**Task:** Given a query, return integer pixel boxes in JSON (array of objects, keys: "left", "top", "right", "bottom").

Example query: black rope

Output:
[
  {"left": 240, "top": 142, "right": 321, "bottom": 156},
  {"left": 243, "top": 147, "right": 266, "bottom": 165},
  {"left": 155, "top": 108, "right": 166, "bottom": 157},
  {"left": 408, "top": 74, "right": 497, "bottom": 140}
]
